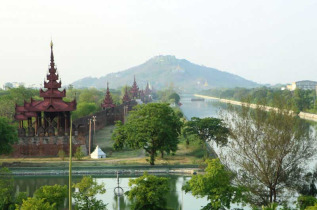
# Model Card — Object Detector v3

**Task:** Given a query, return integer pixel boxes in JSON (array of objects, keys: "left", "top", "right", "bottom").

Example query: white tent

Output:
[{"left": 90, "top": 145, "right": 106, "bottom": 159}]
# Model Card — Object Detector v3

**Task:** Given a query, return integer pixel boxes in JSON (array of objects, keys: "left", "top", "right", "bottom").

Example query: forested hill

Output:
[{"left": 72, "top": 55, "right": 259, "bottom": 91}]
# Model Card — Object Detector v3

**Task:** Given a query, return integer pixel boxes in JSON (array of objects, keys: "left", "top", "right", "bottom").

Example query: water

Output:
[
  {"left": 180, "top": 94, "right": 222, "bottom": 119},
  {"left": 13, "top": 175, "right": 208, "bottom": 210}
]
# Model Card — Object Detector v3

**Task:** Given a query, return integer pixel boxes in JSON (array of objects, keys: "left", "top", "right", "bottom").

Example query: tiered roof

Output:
[
  {"left": 101, "top": 82, "right": 115, "bottom": 109},
  {"left": 144, "top": 82, "right": 151, "bottom": 95},
  {"left": 14, "top": 41, "right": 76, "bottom": 120},
  {"left": 122, "top": 86, "right": 131, "bottom": 103},
  {"left": 130, "top": 75, "right": 139, "bottom": 99}
]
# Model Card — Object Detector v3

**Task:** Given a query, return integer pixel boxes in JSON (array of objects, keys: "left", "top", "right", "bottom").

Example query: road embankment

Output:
[
  {"left": 194, "top": 94, "right": 317, "bottom": 122},
  {"left": 1, "top": 165, "right": 202, "bottom": 176}
]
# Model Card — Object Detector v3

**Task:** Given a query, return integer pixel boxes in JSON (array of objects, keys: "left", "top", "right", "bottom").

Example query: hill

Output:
[{"left": 72, "top": 55, "right": 259, "bottom": 91}]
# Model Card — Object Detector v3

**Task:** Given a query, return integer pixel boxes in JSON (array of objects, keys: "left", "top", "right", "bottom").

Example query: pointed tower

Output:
[
  {"left": 144, "top": 82, "right": 151, "bottom": 95},
  {"left": 15, "top": 41, "right": 76, "bottom": 137},
  {"left": 101, "top": 82, "right": 115, "bottom": 109},
  {"left": 122, "top": 86, "right": 131, "bottom": 103},
  {"left": 130, "top": 75, "right": 139, "bottom": 99},
  {"left": 39, "top": 40, "right": 66, "bottom": 101}
]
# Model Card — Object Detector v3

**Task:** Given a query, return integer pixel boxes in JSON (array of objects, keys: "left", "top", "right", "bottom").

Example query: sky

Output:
[{"left": 0, "top": 0, "right": 316, "bottom": 86}]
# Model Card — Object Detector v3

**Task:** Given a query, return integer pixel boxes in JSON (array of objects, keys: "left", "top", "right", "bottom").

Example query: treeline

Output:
[{"left": 201, "top": 87, "right": 317, "bottom": 113}]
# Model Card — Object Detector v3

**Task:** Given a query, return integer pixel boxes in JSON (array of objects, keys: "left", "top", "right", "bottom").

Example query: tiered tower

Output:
[
  {"left": 122, "top": 86, "right": 131, "bottom": 103},
  {"left": 130, "top": 75, "right": 139, "bottom": 99},
  {"left": 101, "top": 82, "right": 116, "bottom": 109},
  {"left": 15, "top": 41, "right": 76, "bottom": 137}
]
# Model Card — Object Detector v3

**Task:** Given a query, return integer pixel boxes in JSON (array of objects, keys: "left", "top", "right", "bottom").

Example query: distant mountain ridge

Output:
[{"left": 72, "top": 55, "right": 259, "bottom": 91}]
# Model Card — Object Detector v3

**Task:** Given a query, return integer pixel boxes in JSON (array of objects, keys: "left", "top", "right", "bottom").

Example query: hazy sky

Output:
[{"left": 1, "top": 0, "right": 316, "bottom": 86}]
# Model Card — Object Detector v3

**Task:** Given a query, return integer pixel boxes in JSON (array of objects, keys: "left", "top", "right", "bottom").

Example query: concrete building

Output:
[{"left": 286, "top": 80, "right": 317, "bottom": 91}]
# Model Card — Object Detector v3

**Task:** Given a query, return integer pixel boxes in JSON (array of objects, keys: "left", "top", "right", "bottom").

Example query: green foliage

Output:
[
  {"left": 306, "top": 203, "right": 317, "bottom": 210},
  {"left": 72, "top": 176, "right": 107, "bottom": 210},
  {"left": 201, "top": 87, "right": 317, "bottom": 113},
  {"left": 112, "top": 103, "right": 182, "bottom": 165},
  {"left": 126, "top": 172, "right": 170, "bottom": 210},
  {"left": 0, "top": 86, "right": 38, "bottom": 120},
  {"left": 0, "top": 167, "right": 14, "bottom": 209},
  {"left": 72, "top": 102, "right": 98, "bottom": 120},
  {"left": 222, "top": 99, "right": 315, "bottom": 205},
  {"left": 168, "top": 93, "right": 180, "bottom": 104},
  {"left": 183, "top": 159, "right": 246, "bottom": 210},
  {"left": 0, "top": 117, "right": 18, "bottom": 155},
  {"left": 57, "top": 150, "right": 66, "bottom": 161},
  {"left": 16, "top": 197, "right": 56, "bottom": 210},
  {"left": 297, "top": 196, "right": 317, "bottom": 210},
  {"left": 33, "top": 184, "right": 67, "bottom": 208},
  {"left": 112, "top": 121, "right": 127, "bottom": 150},
  {"left": 184, "top": 117, "right": 229, "bottom": 147},
  {"left": 74, "top": 146, "right": 84, "bottom": 160}
]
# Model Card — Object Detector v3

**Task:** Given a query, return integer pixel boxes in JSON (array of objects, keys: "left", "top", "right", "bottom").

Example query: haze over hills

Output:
[{"left": 72, "top": 55, "right": 259, "bottom": 91}]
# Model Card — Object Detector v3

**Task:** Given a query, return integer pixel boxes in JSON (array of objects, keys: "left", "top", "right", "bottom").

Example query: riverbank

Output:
[
  {"left": 194, "top": 94, "right": 317, "bottom": 122},
  {"left": 2, "top": 164, "right": 201, "bottom": 176}
]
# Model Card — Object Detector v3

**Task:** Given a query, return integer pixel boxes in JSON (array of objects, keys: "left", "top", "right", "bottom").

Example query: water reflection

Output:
[{"left": 13, "top": 175, "right": 208, "bottom": 210}]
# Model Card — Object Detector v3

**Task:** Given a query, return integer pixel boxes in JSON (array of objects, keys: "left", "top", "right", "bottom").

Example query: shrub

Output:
[{"left": 74, "top": 147, "right": 84, "bottom": 161}]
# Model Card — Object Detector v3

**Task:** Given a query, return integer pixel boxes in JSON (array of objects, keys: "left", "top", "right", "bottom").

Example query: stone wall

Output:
[{"left": 11, "top": 135, "right": 84, "bottom": 157}]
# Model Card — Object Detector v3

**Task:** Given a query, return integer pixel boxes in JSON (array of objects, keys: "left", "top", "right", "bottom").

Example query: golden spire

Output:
[{"left": 50, "top": 39, "right": 53, "bottom": 48}]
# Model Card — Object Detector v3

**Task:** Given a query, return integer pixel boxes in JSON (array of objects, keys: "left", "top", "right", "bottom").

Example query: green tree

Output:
[
  {"left": 16, "top": 197, "right": 56, "bottom": 210},
  {"left": 112, "top": 103, "right": 182, "bottom": 165},
  {"left": 74, "top": 146, "right": 84, "bottom": 160},
  {"left": 72, "top": 176, "right": 107, "bottom": 210},
  {"left": 0, "top": 167, "right": 14, "bottom": 209},
  {"left": 183, "top": 159, "right": 246, "bottom": 210},
  {"left": 0, "top": 168, "right": 27, "bottom": 210},
  {"left": 168, "top": 93, "right": 180, "bottom": 104},
  {"left": 72, "top": 102, "right": 98, "bottom": 120},
  {"left": 184, "top": 117, "right": 229, "bottom": 147},
  {"left": 0, "top": 117, "right": 18, "bottom": 155},
  {"left": 112, "top": 120, "right": 127, "bottom": 150},
  {"left": 57, "top": 150, "right": 66, "bottom": 161},
  {"left": 33, "top": 184, "right": 67, "bottom": 208},
  {"left": 126, "top": 172, "right": 170, "bottom": 210},
  {"left": 222, "top": 98, "right": 315, "bottom": 206},
  {"left": 297, "top": 195, "right": 317, "bottom": 210}
]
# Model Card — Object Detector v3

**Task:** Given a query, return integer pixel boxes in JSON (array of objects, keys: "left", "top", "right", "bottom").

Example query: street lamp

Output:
[
  {"left": 88, "top": 118, "right": 92, "bottom": 155},
  {"left": 92, "top": 116, "right": 96, "bottom": 149},
  {"left": 114, "top": 171, "right": 124, "bottom": 210}
]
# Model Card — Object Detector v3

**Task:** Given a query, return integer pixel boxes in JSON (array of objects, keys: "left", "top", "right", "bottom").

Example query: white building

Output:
[
  {"left": 286, "top": 80, "right": 317, "bottom": 91},
  {"left": 90, "top": 145, "right": 106, "bottom": 159}
]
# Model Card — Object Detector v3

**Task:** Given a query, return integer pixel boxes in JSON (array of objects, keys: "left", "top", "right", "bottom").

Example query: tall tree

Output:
[
  {"left": 72, "top": 176, "right": 107, "bottom": 210},
  {"left": 184, "top": 117, "right": 229, "bottom": 147},
  {"left": 221, "top": 98, "right": 315, "bottom": 206},
  {"left": 112, "top": 103, "right": 182, "bottom": 165},
  {"left": 126, "top": 172, "right": 170, "bottom": 210},
  {"left": 33, "top": 184, "right": 67, "bottom": 209},
  {"left": 183, "top": 159, "right": 246, "bottom": 210},
  {"left": 0, "top": 117, "right": 18, "bottom": 155}
]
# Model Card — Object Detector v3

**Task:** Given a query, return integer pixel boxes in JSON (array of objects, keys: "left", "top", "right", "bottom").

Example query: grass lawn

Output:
[{"left": 0, "top": 125, "right": 207, "bottom": 167}]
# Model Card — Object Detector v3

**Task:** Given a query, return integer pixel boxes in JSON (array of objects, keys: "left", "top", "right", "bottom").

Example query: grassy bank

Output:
[{"left": 0, "top": 125, "right": 207, "bottom": 169}]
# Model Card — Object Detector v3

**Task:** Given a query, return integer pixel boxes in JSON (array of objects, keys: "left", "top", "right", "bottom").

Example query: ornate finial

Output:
[{"left": 50, "top": 40, "right": 54, "bottom": 65}]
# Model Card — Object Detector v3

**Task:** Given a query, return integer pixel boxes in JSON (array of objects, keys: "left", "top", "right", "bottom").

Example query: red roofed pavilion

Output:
[{"left": 15, "top": 41, "right": 76, "bottom": 137}]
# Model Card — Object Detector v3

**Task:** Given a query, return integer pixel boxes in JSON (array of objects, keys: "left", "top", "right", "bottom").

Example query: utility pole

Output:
[
  {"left": 92, "top": 116, "right": 96, "bottom": 149},
  {"left": 88, "top": 118, "right": 92, "bottom": 155},
  {"left": 68, "top": 115, "right": 72, "bottom": 210}
]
